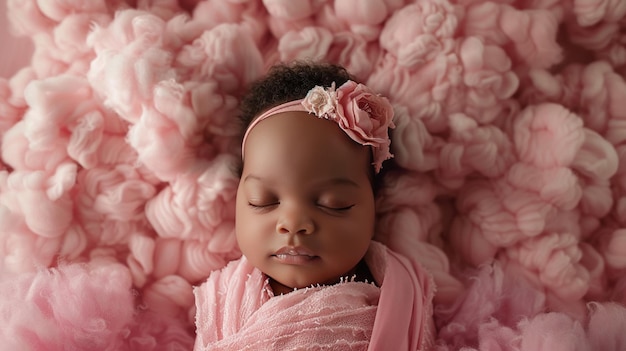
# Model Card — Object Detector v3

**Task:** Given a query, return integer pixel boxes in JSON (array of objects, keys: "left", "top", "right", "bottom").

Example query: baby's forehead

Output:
[{"left": 241, "top": 112, "right": 372, "bottom": 182}]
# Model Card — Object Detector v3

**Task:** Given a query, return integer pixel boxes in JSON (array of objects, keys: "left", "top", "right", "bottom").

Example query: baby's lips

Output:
[{"left": 273, "top": 245, "right": 316, "bottom": 257}]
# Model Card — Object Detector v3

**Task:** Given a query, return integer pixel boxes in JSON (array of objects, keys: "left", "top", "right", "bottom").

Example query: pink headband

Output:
[{"left": 241, "top": 80, "right": 395, "bottom": 173}]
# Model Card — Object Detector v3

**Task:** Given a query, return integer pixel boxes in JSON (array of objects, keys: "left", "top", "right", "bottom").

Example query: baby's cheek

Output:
[{"left": 334, "top": 221, "right": 373, "bottom": 247}]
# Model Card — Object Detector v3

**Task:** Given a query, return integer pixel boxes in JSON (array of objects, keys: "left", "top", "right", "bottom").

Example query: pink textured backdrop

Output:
[
  {"left": 0, "top": 3, "right": 33, "bottom": 78},
  {"left": 0, "top": 0, "right": 625, "bottom": 350}
]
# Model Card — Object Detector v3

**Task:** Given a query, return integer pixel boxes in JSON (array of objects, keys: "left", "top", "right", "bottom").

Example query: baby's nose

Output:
[{"left": 275, "top": 203, "right": 315, "bottom": 235}]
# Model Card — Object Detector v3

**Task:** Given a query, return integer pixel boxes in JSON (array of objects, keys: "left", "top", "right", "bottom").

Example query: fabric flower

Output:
[
  {"left": 301, "top": 84, "right": 337, "bottom": 116},
  {"left": 301, "top": 80, "right": 395, "bottom": 173}
]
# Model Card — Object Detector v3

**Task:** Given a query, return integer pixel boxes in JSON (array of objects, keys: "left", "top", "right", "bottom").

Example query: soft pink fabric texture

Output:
[
  {"left": 0, "top": 263, "right": 195, "bottom": 350},
  {"left": 2, "top": 0, "right": 626, "bottom": 349},
  {"left": 193, "top": 241, "right": 435, "bottom": 350}
]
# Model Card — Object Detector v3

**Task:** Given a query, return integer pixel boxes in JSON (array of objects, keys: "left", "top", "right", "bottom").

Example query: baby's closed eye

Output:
[
  {"left": 247, "top": 193, "right": 279, "bottom": 209},
  {"left": 316, "top": 194, "right": 355, "bottom": 212}
]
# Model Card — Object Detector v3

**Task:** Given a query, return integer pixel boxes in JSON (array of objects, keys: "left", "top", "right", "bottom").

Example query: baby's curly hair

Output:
[{"left": 238, "top": 61, "right": 355, "bottom": 134}]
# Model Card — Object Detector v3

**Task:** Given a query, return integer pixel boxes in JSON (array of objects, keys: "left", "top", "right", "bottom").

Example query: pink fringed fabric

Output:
[{"left": 194, "top": 241, "right": 435, "bottom": 350}]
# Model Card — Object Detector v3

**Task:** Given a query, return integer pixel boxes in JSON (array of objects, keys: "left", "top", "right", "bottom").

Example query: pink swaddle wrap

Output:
[{"left": 194, "top": 241, "right": 435, "bottom": 350}]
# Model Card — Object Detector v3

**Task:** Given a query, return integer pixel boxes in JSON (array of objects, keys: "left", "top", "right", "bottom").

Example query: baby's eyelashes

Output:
[
  {"left": 247, "top": 200, "right": 355, "bottom": 214},
  {"left": 248, "top": 202, "right": 279, "bottom": 210},
  {"left": 317, "top": 204, "right": 355, "bottom": 215},
  {"left": 317, "top": 203, "right": 354, "bottom": 210},
  {"left": 315, "top": 193, "right": 355, "bottom": 212},
  {"left": 246, "top": 193, "right": 279, "bottom": 209}
]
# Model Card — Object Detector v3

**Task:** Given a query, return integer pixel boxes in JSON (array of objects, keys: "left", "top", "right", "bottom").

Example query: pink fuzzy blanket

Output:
[
  {"left": 194, "top": 241, "right": 435, "bottom": 350},
  {"left": 1, "top": 0, "right": 626, "bottom": 350}
]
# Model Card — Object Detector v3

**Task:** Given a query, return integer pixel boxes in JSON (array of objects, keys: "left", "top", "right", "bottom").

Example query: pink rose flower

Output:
[
  {"left": 301, "top": 80, "right": 395, "bottom": 173},
  {"left": 336, "top": 81, "right": 395, "bottom": 172}
]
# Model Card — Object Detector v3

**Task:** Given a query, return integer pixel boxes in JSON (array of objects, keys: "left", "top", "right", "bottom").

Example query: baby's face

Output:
[{"left": 236, "top": 111, "right": 375, "bottom": 295}]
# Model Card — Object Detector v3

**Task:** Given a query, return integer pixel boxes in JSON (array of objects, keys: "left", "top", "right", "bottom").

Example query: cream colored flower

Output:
[{"left": 302, "top": 84, "right": 337, "bottom": 118}]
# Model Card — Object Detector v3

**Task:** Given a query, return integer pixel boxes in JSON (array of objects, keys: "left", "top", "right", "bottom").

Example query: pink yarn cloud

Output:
[
  {"left": 586, "top": 302, "right": 626, "bottom": 350},
  {"left": 513, "top": 103, "right": 585, "bottom": 168},
  {"left": 124, "top": 310, "right": 195, "bottom": 350},
  {"left": 0, "top": 263, "right": 135, "bottom": 351},
  {"left": 0, "top": 164, "right": 77, "bottom": 273},
  {"left": 326, "top": 31, "right": 379, "bottom": 81},
  {"left": 75, "top": 164, "right": 157, "bottom": 247},
  {"left": 581, "top": 61, "right": 626, "bottom": 136},
  {"left": 518, "top": 312, "right": 590, "bottom": 350},
  {"left": 144, "top": 154, "right": 240, "bottom": 278},
  {"left": 87, "top": 10, "right": 177, "bottom": 122},
  {"left": 507, "top": 232, "right": 591, "bottom": 302},
  {"left": 0, "top": 72, "right": 31, "bottom": 131},
  {"left": 439, "top": 113, "right": 516, "bottom": 184},
  {"left": 334, "top": 0, "right": 389, "bottom": 26},
  {"left": 278, "top": 26, "right": 334, "bottom": 62},
  {"left": 3, "top": 75, "right": 100, "bottom": 172},
  {"left": 574, "top": 0, "right": 626, "bottom": 26},
  {"left": 435, "top": 263, "right": 547, "bottom": 349},
  {"left": 175, "top": 23, "right": 265, "bottom": 94},
  {"left": 463, "top": 3, "right": 563, "bottom": 69},
  {"left": 458, "top": 37, "right": 520, "bottom": 124},
  {"left": 375, "top": 170, "right": 464, "bottom": 305},
  {"left": 521, "top": 64, "right": 586, "bottom": 111},
  {"left": 127, "top": 100, "right": 203, "bottom": 181},
  {"left": 391, "top": 104, "right": 441, "bottom": 172},
  {"left": 380, "top": 2, "right": 458, "bottom": 68},
  {"left": 601, "top": 229, "right": 626, "bottom": 270},
  {"left": 262, "top": 0, "right": 317, "bottom": 20},
  {"left": 7, "top": 0, "right": 58, "bottom": 36},
  {"left": 449, "top": 215, "right": 500, "bottom": 266},
  {"left": 454, "top": 180, "right": 550, "bottom": 248},
  {"left": 368, "top": 54, "right": 463, "bottom": 133},
  {"left": 376, "top": 170, "right": 439, "bottom": 211},
  {"left": 142, "top": 274, "right": 195, "bottom": 318},
  {"left": 564, "top": 14, "right": 626, "bottom": 70}
]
